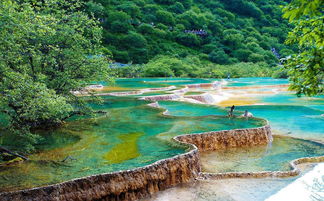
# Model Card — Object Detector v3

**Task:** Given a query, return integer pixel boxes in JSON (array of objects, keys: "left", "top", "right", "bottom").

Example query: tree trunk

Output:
[{"left": 0, "top": 146, "right": 28, "bottom": 160}]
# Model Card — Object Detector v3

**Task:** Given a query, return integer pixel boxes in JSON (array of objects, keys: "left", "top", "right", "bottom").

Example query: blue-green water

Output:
[
  {"left": 224, "top": 77, "right": 289, "bottom": 87},
  {"left": 0, "top": 77, "right": 323, "bottom": 194},
  {"left": 0, "top": 96, "right": 263, "bottom": 192},
  {"left": 159, "top": 101, "right": 228, "bottom": 116},
  {"left": 237, "top": 105, "right": 324, "bottom": 141},
  {"left": 99, "top": 77, "right": 213, "bottom": 91}
]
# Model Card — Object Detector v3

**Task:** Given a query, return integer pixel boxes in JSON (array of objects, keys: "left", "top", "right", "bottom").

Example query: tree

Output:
[
  {"left": 85, "top": 1, "right": 105, "bottom": 18},
  {"left": 86, "top": 0, "right": 296, "bottom": 66},
  {"left": 232, "top": 49, "right": 252, "bottom": 62},
  {"left": 169, "top": 2, "right": 185, "bottom": 14},
  {"left": 154, "top": 0, "right": 174, "bottom": 5},
  {"left": 155, "top": 10, "right": 175, "bottom": 25},
  {"left": 123, "top": 32, "right": 147, "bottom": 48},
  {"left": 248, "top": 53, "right": 265, "bottom": 63},
  {"left": 176, "top": 33, "right": 201, "bottom": 47},
  {"left": 223, "top": 33, "right": 244, "bottom": 50},
  {"left": 0, "top": 0, "right": 111, "bottom": 152},
  {"left": 116, "top": 2, "right": 141, "bottom": 18},
  {"left": 282, "top": 0, "right": 323, "bottom": 96},
  {"left": 106, "top": 11, "right": 132, "bottom": 33},
  {"left": 209, "top": 50, "right": 230, "bottom": 64}
]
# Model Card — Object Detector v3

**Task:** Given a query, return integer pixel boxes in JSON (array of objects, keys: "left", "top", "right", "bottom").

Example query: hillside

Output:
[{"left": 84, "top": 0, "right": 294, "bottom": 66}]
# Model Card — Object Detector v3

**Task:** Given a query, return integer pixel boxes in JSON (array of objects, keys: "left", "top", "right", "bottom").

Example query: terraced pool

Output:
[
  {"left": 0, "top": 77, "right": 323, "bottom": 200},
  {"left": 0, "top": 96, "right": 264, "bottom": 192}
]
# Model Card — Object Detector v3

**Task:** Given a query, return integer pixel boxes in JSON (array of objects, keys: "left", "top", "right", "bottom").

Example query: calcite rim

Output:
[{"left": 0, "top": 99, "right": 322, "bottom": 201}]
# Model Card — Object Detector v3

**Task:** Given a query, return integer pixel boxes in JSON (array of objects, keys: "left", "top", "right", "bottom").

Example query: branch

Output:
[{"left": 0, "top": 146, "right": 28, "bottom": 160}]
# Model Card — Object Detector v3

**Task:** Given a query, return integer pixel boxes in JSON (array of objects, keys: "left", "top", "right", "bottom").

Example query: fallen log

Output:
[{"left": 0, "top": 146, "right": 28, "bottom": 161}]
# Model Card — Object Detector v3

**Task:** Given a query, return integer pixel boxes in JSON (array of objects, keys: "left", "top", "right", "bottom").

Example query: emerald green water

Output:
[
  {"left": 159, "top": 101, "right": 235, "bottom": 117},
  {"left": 0, "top": 77, "right": 323, "bottom": 195},
  {"left": 0, "top": 96, "right": 263, "bottom": 192}
]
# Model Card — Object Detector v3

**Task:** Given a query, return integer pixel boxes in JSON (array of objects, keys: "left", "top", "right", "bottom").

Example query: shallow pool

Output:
[
  {"left": 0, "top": 96, "right": 263, "bottom": 192},
  {"left": 0, "top": 77, "right": 323, "bottom": 196}
]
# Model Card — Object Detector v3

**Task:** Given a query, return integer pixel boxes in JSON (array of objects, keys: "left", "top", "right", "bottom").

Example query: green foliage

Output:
[
  {"left": 116, "top": 56, "right": 274, "bottom": 79},
  {"left": 86, "top": 0, "right": 295, "bottom": 65},
  {"left": 282, "top": 0, "right": 324, "bottom": 96},
  {"left": 0, "top": 0, "right": 110, "bottom": 151},
  {"left": 142, "top": 56, "right": 197, "bottom": 77},
  {"left": 211, "top": 62, "right": 273, "bottom": 78},
  {"left": 176, "top": 33, "right": 201, "bottom": 47},
  {"left": 272, "top": 68, "right": 288, "bottom": 79},
  {"left": 209, "top": 50, "right": 230, "bottom": 64},
  {"left": 232, "top": 49, "right": 252, "bottom": 62},
  {"left": 155, "top": 10, "right": 175, "bottom": 25},
  {"left": 248, "top": 53, "right": 265, "bottom": 63},
  {"left": 169, "top": 2, "right": 185, "bottom": 14},
  {"left": 1, "top": 73, "right": 73, "bottom": 128}
]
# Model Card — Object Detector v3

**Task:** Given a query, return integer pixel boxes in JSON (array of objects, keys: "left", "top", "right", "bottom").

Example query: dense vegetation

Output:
[
  {"left": 115, "top": 56, "right": 273, "bottom": 78},
  {"left": 282, "top": 0, "right": 323, "bottom": 96},
  {"left": 0, "top": 0, "right": 110, "bottom": 153},
  {"left": 84, "top": 0, "right": 294, "bottom": 67}
]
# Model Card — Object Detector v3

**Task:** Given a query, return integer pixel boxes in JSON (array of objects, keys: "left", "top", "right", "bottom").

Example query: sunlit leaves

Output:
[
  {"left": 282, "top": 0, "right": 323, "bottom": 96},
  {"left": 282, "top": 0, "right": 322, "bottom": 22}
]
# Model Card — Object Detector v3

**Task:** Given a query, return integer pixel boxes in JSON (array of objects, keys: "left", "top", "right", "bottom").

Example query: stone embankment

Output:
[{"left": 175, "top": 124, "right": 273, "bottom": 151}]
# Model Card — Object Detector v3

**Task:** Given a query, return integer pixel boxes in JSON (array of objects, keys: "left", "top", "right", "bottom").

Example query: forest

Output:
[{"left": 83, "top": 0, "right": 295, "bottom": 77}]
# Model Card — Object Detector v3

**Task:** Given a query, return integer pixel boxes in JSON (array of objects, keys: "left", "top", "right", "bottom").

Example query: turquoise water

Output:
[
  {"left": 159, "top": 101, "right": 228, "bottom": 116},
  {"left": 0, "top": 96, "right": 263, "bottom": 192},
  {"left": 260, "top": 93, "right": 324, "bottom": 107},
  {"left": 224, "top": 77, "right": 289, "bottom": 87},
  {"left": 100, "top": 78, "right": 213, "bottom": 91},
  {"left": 159, "top": 101, "right": 324, "bottom": 141},
  {"left": 0, "top": 77, "right": 323, "bottom": 194},
  {"left": 237, "top": 105, "right": 324, "bottom": 141}
]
